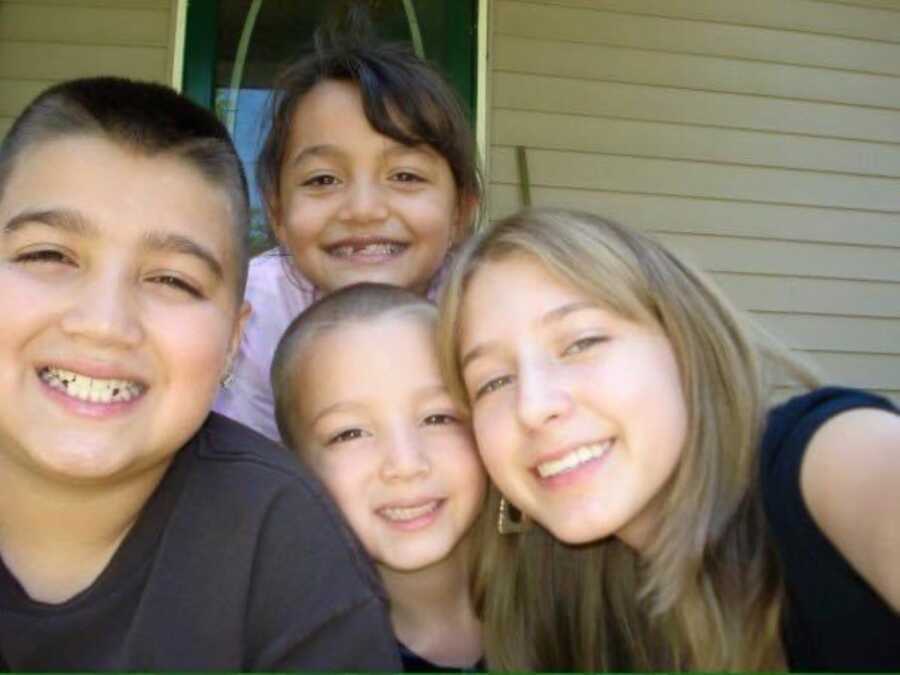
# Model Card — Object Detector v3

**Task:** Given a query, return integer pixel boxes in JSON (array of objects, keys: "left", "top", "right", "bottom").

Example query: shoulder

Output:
[
  {"left": 172, "top": 416, "right": 397, "bottom": 669},
  {"left": 761, "top": 386, "right": 897, "bottom": 508},
  {"left": 244, "top": 248, "right": 315, "bottom": 309},
  {"left": 181, "top": 412, "right": 384, "bottom": 588},
  {"left": 180, "top": 414, "right": 358, "bottom": 549},
  {"left": 761, "top": 387, "right": 900, "bottom": 611},
  {"left": 761, "top": 387, "right": 894, "bottom": 461}
]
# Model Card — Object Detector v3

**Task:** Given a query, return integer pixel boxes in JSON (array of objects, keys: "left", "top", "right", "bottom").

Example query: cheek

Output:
[
  {"left": 472, "top": 409, "right": 516, "bottom": 485},
  {"left": 155, "top": 306, "right": 234, "bottom": 384},
  {"left": 315, "top": 455, "right": 369, "bottom": 509},
  {"left": 438, "top": 432, "right": 487, "bottom": 497},
  {"left": 279, "top": 195, "right": 328, "bottom": 237}
]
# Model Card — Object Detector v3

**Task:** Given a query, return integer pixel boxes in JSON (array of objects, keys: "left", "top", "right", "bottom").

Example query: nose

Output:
[
  {"left": 339, "top": 179, "right": 389, "bottom": 225},
  {"left": 60, "top": 270, "right": 144, "bottom": 348},
  {"left": 516, "top": 360, "right": 573, "bottom": 431},
  {"left": 380, "top": 427, "right": 430, "bottom": 482}
]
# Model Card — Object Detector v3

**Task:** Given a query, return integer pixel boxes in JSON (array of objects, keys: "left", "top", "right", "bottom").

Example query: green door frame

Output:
[
  {"left": 183, "top": 0, "right": 218, "bottom": 109},
  {"left": 181, "top": 0, "right": 477, "bottom": 118}
]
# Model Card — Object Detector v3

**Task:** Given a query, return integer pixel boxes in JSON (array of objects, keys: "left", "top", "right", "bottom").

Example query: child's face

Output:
[
  {"left": 272, "top": 79, "right": 464, "bottom": 294},
  {"left": 293, "top": 316, "right": 486, "bottom": 573},
  {"left": 0, "top": 135, "right": 248, "bottom": 484},
  {"left": 458, "top": 255, "right": 687, "bottom": 551}
]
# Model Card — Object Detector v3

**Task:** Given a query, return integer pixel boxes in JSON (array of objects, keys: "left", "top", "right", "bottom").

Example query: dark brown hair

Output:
[
  {"left": 0, "top": 77, "right": 250, "bottom": 298},
  {"left": 257, "top": 35, "right": 481, "bottom": 241}
]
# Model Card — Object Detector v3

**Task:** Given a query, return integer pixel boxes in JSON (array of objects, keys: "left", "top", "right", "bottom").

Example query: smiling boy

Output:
[{"left": 0, "top": 77, "right": 399, "bottom": 671}]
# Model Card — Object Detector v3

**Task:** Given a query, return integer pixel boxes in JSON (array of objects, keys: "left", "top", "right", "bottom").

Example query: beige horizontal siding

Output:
[
  {"left": 495, "top": 1, "right": 900, "bottom": 75},
  {"left": 0, "top": 2, "right": 169, "bottom": 46},
  {"left": 488, "top": 187, "right": 900, "bottom": 247},
  {"left": 493, "top": 109, "right": 900, "bottom": 177},
  {"left": 532, "top": 0, "right": 900, "bottom": 42},
  {"left": 494, "top": 72, "right": 900, "bottom": 143},
  {"left": 488, "top": 0, "right": 900, "bottom": 402},
  {"left": 755, "top": 313, "right": 900, "bottom": 354},
  {"left": 496, "top": 35, "right": 900, "bottom": 108},
  {"left": 713, "top": 274, "right": 900, "bottom": 318},
  {"left": 491, "top": 147, "right": 900, "bottom": 212},
  {"left": 0, "top": 42, "right": 168, "bottom": 82},
  {"left": 13, "top": 0, "right": 166, "bottom": 8},
  {"left": 0, "top": 0, "right": 173, "bottom": 142}
]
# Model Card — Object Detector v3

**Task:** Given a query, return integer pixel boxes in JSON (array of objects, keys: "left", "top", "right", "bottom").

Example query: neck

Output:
[
  {"left": 0, "top": 451, "right": 171, "bottom": 603},
  {"left": 379, "top": 540, "right": 482, "bottom": 668}
]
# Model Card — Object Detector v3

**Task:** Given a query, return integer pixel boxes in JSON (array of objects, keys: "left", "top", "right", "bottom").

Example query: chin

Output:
[{"left": 545, "top": 520, "right": 612, "bottom": 546}]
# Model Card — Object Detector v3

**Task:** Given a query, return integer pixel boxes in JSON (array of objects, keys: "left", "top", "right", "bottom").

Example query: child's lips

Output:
[
  {"left": 377, "top": 498, "right": 444, "bottom": 523},
  {"left": 324, "top": 239, "right": 409, "bottom": 260},
  {"left": 37, "top": 366, "right": 147, "bottom": 405}
]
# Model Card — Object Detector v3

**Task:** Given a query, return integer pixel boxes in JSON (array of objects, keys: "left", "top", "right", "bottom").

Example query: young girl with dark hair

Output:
[{"left": 215, "top": 35, "right": 481, "bottom": 441}]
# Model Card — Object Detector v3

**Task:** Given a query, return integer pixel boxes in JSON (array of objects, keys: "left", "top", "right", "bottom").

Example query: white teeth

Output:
[
  {"left": 537, "top": 441, "right": 612, "bottom": 479},
  {"left": 330, "top": 242, "right": 404, "bottom": 258},
  {"left": 39, "top": 367, "right": 144, "bottom": 404},
  {"left": 380, "top": 500, "right": 439, "bottom": 522}
]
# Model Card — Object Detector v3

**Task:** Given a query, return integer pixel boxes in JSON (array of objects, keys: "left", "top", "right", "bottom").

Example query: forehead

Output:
[
  {"left": 286, "top": 79, "right": 438, "bottom": 159},
  {"left": 1, "top": 134, "right": 239, "bottom": 266},
  {"left": 294, "top": 316, "right": 441, "bottom": 406},
  {"left": 462, "top": 256, "right": 586, "bottom": 328}
]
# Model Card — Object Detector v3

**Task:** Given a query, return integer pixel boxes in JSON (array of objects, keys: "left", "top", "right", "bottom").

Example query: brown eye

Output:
[
  {"left": 327, "top": 428, "right": 368, "bottom": 445},
  {"left": 474, "top": 375, "right": 514, "bottom": 401},
  {"left": 149, "top": 274, "right": 203, "bottom": 298},
  {"left": 563, "top": 336, "right": 608, "bottom": 357},
  {"left": 15, "top": 249, "right": 74, "bottom": 266},
  {"left": 423, "top": 413, "right": 458, "bottom": 426},
  {"left": 302, "top": 174, "right": 339, "bottom": 187},
  {"left": 391, "top": 171, "right": 425, "bottom": 183}
]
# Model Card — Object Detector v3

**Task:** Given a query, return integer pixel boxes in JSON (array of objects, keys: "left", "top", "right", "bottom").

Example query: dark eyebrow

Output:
[
  {"left": 142, "top": 231, "right": 224, "bottom": 281},
  {"left": 2, "top": 208, "right": 96, "bottom": 237},
  {"left": 3, "top": 208, "right": 224, "bottom": 280},
  {"left": 290, "top": 141, "right": 435, "bottom": 169},
  {"left": 460, "top": 302, "right": 599, "bottom": 372},
  {"left": 290, "top": 144, "right": 342, "bottom": 167}
]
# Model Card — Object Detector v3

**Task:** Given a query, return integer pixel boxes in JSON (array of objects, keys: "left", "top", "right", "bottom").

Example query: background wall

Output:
[
  {"left": 0, "top": 0, "right": 176, "bottom": 138},
  {"left": 486, "top": 0, "right": 900, "bottom": 403}
]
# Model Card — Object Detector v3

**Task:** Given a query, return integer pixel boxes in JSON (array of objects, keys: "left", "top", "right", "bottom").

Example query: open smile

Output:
[
  {"left": 324, "top": 239, "right": 409, "bottom": 261},
  {"left": 39, "top": 366, "right": 146, "bottom": 404},
  {"left": 377, "top": 498, "right": 444, "bottom": 525},
  {"left": 535, "top": 439, "right": 613, "bottom": 479}
]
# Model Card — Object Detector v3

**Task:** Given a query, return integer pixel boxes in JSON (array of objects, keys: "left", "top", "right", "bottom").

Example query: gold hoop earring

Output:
[{"left": 497, "top": 497, "right": 530, "bottom": 535}]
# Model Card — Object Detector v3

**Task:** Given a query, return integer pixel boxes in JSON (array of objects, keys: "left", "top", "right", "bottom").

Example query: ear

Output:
[
  {"left": 451, "top": 194, "right": 480, "bottom": 246},
  {"left": 225, "top": 300, "right": 252, "bottom": 373}
]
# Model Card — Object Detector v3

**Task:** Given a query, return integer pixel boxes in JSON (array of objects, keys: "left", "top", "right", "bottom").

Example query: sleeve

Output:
[
  {"left": 212, "top": 256, "right": 298, "bottom": 443},
  {"left": 244, "top": 482, "right": 402, "bottom": 672},
  {"left": 760, "top": 386, "right": 898, "bottom": 542},
  {"left": 212, "top": 313, "right": 281, "bottom": 442}
]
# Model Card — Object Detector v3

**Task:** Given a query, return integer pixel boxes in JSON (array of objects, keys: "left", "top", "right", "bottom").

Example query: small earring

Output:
[
  {"left": 497, "top": 496, "right": 530, "bottom": 535},
  {"left": 220, "top": 372, "right": 235, "bottom": 389}
]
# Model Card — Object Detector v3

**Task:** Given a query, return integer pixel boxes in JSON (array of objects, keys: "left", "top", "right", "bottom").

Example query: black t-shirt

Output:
[
  {"left": 761, "top": 387, "right": 900, "bottom": 671},
  {"left": 0, "top": 413, "right": 401, "bottom": 671},
  {"left": 398, "top": 641, "right": 484, "bottom": 672}
]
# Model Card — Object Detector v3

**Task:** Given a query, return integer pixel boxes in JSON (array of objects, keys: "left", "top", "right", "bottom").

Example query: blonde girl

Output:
[{"left": 438, "top": 208, "right": 900, "bottom": 671}]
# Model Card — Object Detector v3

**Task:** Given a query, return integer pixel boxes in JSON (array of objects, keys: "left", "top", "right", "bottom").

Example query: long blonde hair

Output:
[{"left": 438, "top": 208, "right": 819, "bottom": 670}]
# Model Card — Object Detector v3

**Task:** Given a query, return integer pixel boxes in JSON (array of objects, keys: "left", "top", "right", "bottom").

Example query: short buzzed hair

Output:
[
  {"left": 0, "top": 76, "right": 251, "bottom": 298},
  {"left": 271, "top": 282, "right": 437, "bottom": 450}
]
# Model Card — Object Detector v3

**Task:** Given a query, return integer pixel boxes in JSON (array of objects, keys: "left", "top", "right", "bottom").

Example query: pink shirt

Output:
[{"left": 213, "top": 247, "right": 447, "bottom": 441}]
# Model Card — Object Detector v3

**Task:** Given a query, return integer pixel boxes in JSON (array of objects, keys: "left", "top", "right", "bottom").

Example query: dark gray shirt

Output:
[{"left": 0, "top": 413, "right": 401, "bottom": 671}]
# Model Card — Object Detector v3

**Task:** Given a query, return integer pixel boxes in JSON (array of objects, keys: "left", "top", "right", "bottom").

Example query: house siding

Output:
[
  {"left": 0, "top": 0, "right": 175, "bottom": 138},
  {"left": 488, "top": 0, "right": 900, "bottom": 403}
]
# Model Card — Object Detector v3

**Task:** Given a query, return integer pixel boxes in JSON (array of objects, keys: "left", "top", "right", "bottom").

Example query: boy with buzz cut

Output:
[{"left": 0, "top": 77, "right": 400, "bottom": 671}]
